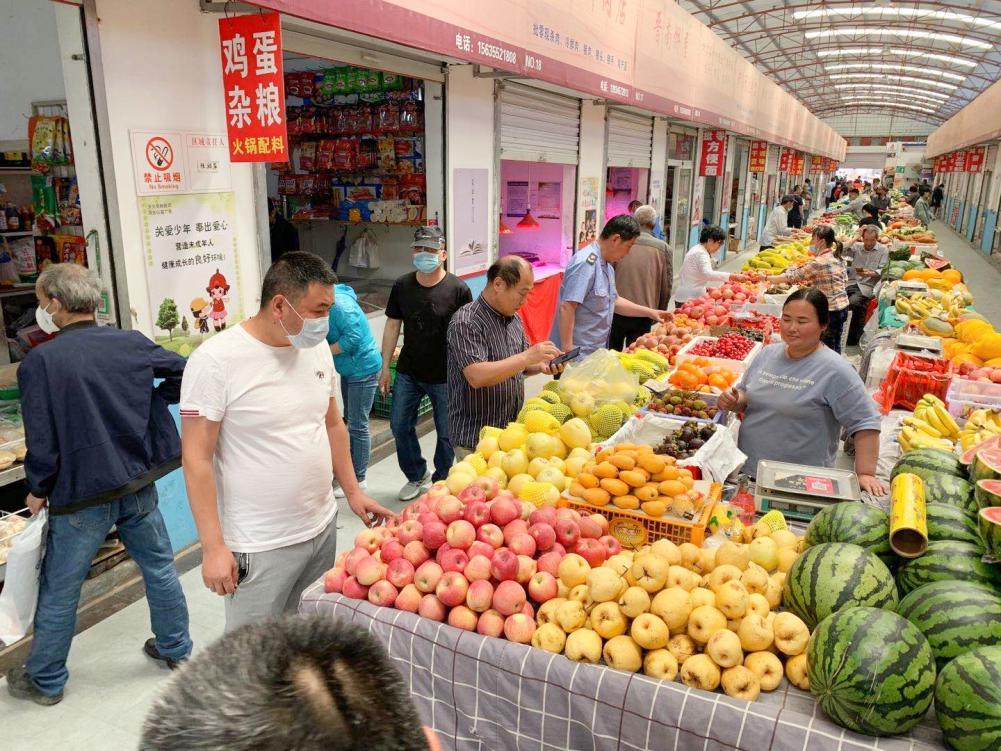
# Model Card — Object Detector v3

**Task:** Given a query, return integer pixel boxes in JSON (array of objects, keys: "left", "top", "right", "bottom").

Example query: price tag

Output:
[
  {"left": 644, "top": 378, "right": 671, "bottom": 395},
  {"left": 804, "top": 476, "right": 835, "bottom": 495}
]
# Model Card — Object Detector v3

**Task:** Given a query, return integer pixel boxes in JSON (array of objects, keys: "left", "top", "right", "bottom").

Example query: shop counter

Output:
[
  {"left": 300, "top": 586, "right": 945, "bottom": 751},
  {"left": 518, "top": 264, "right": 562, "bottom": 345}
]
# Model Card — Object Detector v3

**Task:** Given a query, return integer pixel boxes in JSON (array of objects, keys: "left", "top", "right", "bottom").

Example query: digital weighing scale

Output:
[
  {"left": 894, "top": 332, "right": 943, "bottom": 357},
  {"left": 753, "top": 461, "right": 861, "bottom": 522}
]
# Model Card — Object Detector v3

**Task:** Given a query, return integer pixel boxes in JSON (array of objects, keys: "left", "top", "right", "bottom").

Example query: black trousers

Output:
[
  {"left": 608, "top": 314, "right": 653, "bottom": 351},
  {"left": 822, "top": 308, "right": 849, "bottom": 354},
  {"left": 845, "top": 285, "right": 872, "bottom": 347}
]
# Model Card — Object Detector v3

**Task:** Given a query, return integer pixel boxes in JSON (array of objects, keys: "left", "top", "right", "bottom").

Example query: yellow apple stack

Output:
[{"left": 533, "top": 532, "right": 811, "bottom": 702}]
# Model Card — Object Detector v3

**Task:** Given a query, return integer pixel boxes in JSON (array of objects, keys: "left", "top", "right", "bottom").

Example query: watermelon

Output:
[
  {"left": 808, "top": 606, "right": 936, "bottom": 736},
  {"left": 971, "top": 447, "right": 1001, "bottom": 484},
  {"left": 895, "top": 540, "right": 1001, "bottom": 595},
  {"left": 803, "top": 502, "right": 891, "bottom": 558},
  {"left": 934, "top": 645, "right": 1001, "bottom": 751},
  {"left": 926, "top": 503, "right": 983, "bottom": 547},
  {"left": 783, "top": 542, "right": 898, "bottom": 629},
  {"left": 924, "top": 474, "right": 977, "bottom": 516},
  {"left": 975, "top": 478, "right": 1001, "bottom": 510},
  {"left": 979, "top": 506, "right": 1001, "bottom": 558},
  {"left": 891, "top": 448, "right": 966, "bottom": 483},
  {"left": 896, "top": 581, "right": 1001, "bottom": 669},
  {"left": 960, "top": 435, "right": 1001, "bottom": 468}
]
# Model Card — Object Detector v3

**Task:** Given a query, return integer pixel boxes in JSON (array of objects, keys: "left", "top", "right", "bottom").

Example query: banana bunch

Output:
[
  {"left": 899, "top": 394, "right": 960, "bottom": 451},
  {"left": 959, "top": 408, "right": 1001, "bottom": 450}
]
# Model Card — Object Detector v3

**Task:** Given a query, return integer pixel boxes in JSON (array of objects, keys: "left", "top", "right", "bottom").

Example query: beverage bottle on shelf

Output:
[
  {"left": 730, "top": 474, "right": 756, "bottom": 526},
  {"left": 5, "top": 203, "right": 19, "bottom": 231}
]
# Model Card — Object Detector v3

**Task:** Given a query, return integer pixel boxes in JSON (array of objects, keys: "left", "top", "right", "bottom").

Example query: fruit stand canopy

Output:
[{"left": 680, "top": 1, "right": 1001, "bottom": 128}]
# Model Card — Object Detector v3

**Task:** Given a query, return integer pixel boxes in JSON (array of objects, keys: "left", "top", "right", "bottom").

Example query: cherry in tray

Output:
[{"left": 688, "top": 333, "right": 756, "bottom": 360}]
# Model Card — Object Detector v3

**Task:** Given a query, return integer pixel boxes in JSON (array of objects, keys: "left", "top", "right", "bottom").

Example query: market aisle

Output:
[{"left": 0, "top": 431, "right": 443, "bottom": 750}]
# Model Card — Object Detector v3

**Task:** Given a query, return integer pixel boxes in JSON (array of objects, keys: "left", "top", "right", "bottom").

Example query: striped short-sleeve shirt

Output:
[{"left": 447, "top": 297, "right": 529, "bottom": 450}]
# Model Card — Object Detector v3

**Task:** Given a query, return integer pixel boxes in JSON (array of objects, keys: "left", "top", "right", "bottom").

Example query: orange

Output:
[{"left": 708, "top": 373, "right": 730, "bottom": 390}]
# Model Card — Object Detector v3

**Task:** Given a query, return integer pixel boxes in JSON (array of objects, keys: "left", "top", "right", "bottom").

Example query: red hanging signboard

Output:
[
  {"left": 218, "top": 11, "right": 288, "bottom": 163},
  {"left": 951, "top": 150, "right": 967, "bottom": 173},
  {"left": 809, "top": 155, "right": 823, "bottom": 173},
  {"left": 778, "top": 148, "right": 790, "bottom": 172},
  {"left": 749, "top": 141, "right": 767, "bottom": 173},
  {"left": 699, "top": 130, "right": 727, "bottom": 177},
  {"left": 965, "top": 148, "right": 985, "bottom": 173},
  {"left": 790, "top": 152, "right": 805, "bottom": 176}
]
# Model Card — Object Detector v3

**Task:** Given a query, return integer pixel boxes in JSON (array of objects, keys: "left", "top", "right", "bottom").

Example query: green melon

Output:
[
  {"left": 891, "top": 448, "right": 966, "bottom": 483},
  {"left": 895, "top": 540, "right": 1001, "bottom": 596},
  {"left": 808, "top": 606, "right": 936, "bottom": 736},
  {"left": 975, "top": 479, "right": 1001, "bottom": 510},
  {"left": 783, "top": 542, "right": 898, "bottom": 629},
  {"left": 924, "top": 474, "right": 978, "bottom": 516},
  {"left": 896, "top": 581, "right": 1001, "bottom": 669},
  {"left": 979, "top": 506, "right": 1001, "bottom": 559},
  {"left": 934, "top": 645, "right": 1001, "bottom": 751},
  {"left": 971, "top": 447, "right": 1001, "bottom": 484},
  {"left": 803, "top": 502, "right": 891, "bottom": 558},
  {"left": 926, "top": 503, "right": 983, "bottom": 547}
]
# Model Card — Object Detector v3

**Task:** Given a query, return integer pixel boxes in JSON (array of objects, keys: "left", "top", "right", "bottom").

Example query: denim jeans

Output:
[
  {"left": 390, "top": 370, "right": 452, "bottom": 482},
  {"left": 339, "top": 371, "right": 379, "bottom": 482},
  {"left": 25, "top": 484, "right": 191, "bottom": 696},
  {"left": 822, "top": 308, "right": 850, "bottom": 354}
]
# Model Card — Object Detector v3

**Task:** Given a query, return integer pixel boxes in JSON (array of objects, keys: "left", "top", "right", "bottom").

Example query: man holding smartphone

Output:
[
  {"left": 844, "top": 226, "right": 890, "bottom": 348},
  {"left": 446, "top": 256, "right": 563, "bottom": 458}
]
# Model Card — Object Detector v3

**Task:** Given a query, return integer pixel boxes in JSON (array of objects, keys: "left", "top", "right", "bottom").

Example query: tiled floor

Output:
[{"left": 1, "top": 221, "right": 996, "bottom": 749}]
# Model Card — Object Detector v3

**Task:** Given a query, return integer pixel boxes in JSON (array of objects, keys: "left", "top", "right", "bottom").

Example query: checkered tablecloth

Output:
[{"left": 300, "top": 584, "right": 946, "bottom": 751}]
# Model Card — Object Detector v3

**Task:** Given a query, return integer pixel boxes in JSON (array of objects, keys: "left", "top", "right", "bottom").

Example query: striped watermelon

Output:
[
  {"left": 975, "top": 479, "right": 1001, "bottom": 510},
  {"left": 783, "top": 542, "right": 898, "bottom": 629},
  {"left": 926, "top": 504, "right": 983, "bottom": 548},
  {"left": 895, "top": 540, "right": 1001, "bottom": 596},
  {"left": 896, "top": 581, "right": 1001, "bottom": 669},
  {"left": 979, "top": 507, "right": 1001, "bottom": 559},
  {"left": 934, "top": 645, "right": 1001, "bottom": 751},
  {"left": 808, "top": 606, "right": 936, "bottom": 736},
  {"left": 804, "top": 502, "right": 891, "bottom": 558},
  {"left": 923, "top": 474, "right": 977, "bottom": 516},
  {"left": 971, "top": 447, "right": 1001, "bottom": 484},
  {"left": 891, "top": 448, "right": 966, "bottom": 483}
]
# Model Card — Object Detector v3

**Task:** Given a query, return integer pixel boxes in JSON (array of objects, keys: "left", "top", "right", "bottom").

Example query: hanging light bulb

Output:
[
  {"left": 516, "top": 206, "right": 540, "bottom": 229},
  {"left": 499, "top": 212, "right": 513, "bottom": 235}
]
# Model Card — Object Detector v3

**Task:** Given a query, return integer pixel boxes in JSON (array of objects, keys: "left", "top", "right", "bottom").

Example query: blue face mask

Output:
[
  {"left": 280, "top": 300, "right": 329, "bottom": 348},
  {"left": 413, "top": 251, "right": 442, "bottom": 273}
]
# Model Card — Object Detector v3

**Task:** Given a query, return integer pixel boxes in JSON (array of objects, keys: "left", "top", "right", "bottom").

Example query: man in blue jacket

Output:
[
  {"left": 6, "top": 264, "right": 191, "bottom": 706},
  {"left": 327, "top": 278, "right": 382, "bottom": 493}
]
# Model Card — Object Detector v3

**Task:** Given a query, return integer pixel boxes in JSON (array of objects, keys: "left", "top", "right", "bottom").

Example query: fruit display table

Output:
[{"left": 300, "top": 585, "right": 946, "bottom": 751}]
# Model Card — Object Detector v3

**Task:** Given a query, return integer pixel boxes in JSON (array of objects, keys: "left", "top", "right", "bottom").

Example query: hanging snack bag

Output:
[
  {"left": 286, "top": 71, "right": 303, "bottom": 97},
  {"left": 55, "top": 235, "right": 87, "bottom": 266},
  {"left": 315, "top": 140, "right": 335, "bottom": 171},
  {"left": 377, "top": 102, "right": 400, "bottom": 133},
  {"left": 299, "top": 141, "right": 317, "bottom": 171},
  {"left": 377, "top": 138, "right": 396, "bottom": 171},
  {"left": 28, "top": 116, "right": 57, "bottom": 171},
  {"left": 333, "top": 139, "right": 358, "bottom": 171},
  {"left": 381, "top": 71, "right": 403, "bottom": 91}
]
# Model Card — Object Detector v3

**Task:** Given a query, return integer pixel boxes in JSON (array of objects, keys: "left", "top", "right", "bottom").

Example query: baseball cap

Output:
[
  {"left": 780, "top": 194, "right": 796, "bottom": 204},
  {"left": 411, "top": 226, "right": 444, "bottom": 250}
]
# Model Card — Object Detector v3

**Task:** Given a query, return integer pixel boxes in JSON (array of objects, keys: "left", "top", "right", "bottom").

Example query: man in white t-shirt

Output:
[{"left": 180, "top": 252, "right": 394, "bottom": 631}]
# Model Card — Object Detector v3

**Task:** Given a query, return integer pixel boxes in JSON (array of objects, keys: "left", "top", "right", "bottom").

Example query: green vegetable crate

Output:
[{"left": 372, "top": 362, "right": 432, "bottom": 419}]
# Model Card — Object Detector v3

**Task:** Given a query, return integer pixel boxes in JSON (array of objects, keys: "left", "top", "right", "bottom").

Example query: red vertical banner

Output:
[
  {"left": 790, "top": 152, "right": 805, "bottom": 176},
  {"left": 699, "top": 130, "right": 727, "bottom": 177},
  {"left": 219, "top": 11, "right": 288, "bottom": 163},
  {"left": 965, "top": 148, "right": 985, "bottom": 173},
  {"left": 809, "top": 155, "right": 822, "bottom": 173},
  {"left": 778, "top": 148, "right": 790, "bottom": 172},
  {"left": 749, "top": 141, "right": 767, "bottom": 173},
  {"left": 952, "top": 150, "right": 967, "bottom": 173}
]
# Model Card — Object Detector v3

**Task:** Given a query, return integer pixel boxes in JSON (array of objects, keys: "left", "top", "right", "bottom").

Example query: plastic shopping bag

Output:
[{"left": 0, "top": 509, "right": 47, "bottom": 645}]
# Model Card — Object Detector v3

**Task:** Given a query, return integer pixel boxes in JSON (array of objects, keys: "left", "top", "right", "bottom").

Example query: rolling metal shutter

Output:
[
  {"left": 498, "top": 82, "right": 580, "bottom": 164},
  {"left": 606, "top": 109, "right": 653, "bottom": 168}
]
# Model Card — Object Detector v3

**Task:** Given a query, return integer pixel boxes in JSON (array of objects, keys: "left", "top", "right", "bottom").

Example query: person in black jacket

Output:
[
  {"left": 5, "top": 264, "right": 191, "bottom": 706},
  {"left": 269, "top": 198, "right": 299, "bottom": 264},
  {"left": 931, "top": 183, "right": 945, "bottom": 218}
]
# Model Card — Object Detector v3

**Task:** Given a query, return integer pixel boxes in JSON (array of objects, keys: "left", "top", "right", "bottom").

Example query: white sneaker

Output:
[
  {"left": 334, "top": 480, "right": 367, "bottom": 498},
  {"left": 398, "top": 472, "right": 431, "bottom": 502}
]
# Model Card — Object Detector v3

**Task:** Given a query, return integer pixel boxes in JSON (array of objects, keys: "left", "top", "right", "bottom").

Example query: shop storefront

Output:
[
  {"left": 603, "top": 108, "right": 654, "bottom": 221},
  {"left": 664, "top": 126, "right": 697, "bottom": 269}
]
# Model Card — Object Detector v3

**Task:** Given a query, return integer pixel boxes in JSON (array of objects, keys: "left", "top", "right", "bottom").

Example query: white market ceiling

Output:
[{"left": 677, "top": 1, "right": 1001, "bottom": 130}]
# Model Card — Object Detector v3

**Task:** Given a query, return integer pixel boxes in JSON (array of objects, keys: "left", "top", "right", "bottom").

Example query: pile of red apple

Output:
[
  {"left": 676, "top": 283, "right": 760, "bottom": 328},
  {"left": 957, "top": 361, "right": 1001, "bottom": 384},
  {"left": 323, "top": 482, "right": 621, "bottom": 644}
]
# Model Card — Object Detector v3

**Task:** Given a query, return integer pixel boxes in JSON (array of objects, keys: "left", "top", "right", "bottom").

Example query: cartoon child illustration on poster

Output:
[
  {"left": 190, "top": 297, "right": 211, "bottom": 334},
  {"left": 206, "top": 269, "right": 229, "bottom": 332}
]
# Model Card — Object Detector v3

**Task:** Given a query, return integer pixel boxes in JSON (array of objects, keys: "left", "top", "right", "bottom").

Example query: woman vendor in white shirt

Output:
[{"left": 674, "top": 225, "right": 739, "bottom": 305}]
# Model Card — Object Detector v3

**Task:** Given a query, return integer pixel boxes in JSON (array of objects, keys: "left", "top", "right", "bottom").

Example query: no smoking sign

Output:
[{"left": 145, "top": 136, "right": 174, "bottom": 171}]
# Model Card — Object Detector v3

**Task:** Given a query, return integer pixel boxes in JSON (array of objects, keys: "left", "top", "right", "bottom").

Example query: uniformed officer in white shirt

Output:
[{"left": 551, "top": 215, "right": 669, "bottom": 356}]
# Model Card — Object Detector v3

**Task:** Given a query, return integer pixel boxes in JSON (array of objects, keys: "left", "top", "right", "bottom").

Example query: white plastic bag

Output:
[
  {"left": 0, "top": 509, "right": 47, "bottom": 645},
  {"left": 349, "top": 229, "right": 381, "bottom": 269}
]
